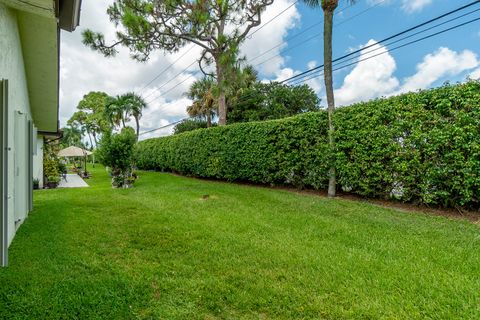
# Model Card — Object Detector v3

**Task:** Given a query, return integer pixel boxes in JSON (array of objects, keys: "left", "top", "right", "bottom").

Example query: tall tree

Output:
[
  {"left": 82, "top": 0, "right": 274, "bottom": 125},
  {"left": 302, "top": 0, "right": 356, "bottom": 197},
  {"left": 74, "top": 91, "right": 111, "bottom": 146},
  {"left": 67, "top": 111, "right": 94, "bottom": 148}
]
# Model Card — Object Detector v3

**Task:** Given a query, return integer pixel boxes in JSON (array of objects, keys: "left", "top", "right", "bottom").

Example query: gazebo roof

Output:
[{"left": 58, "top": 146, "right": 92, "bottom": 157}]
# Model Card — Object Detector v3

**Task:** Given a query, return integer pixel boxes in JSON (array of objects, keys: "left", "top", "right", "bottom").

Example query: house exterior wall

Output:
[{"left": 0, "top": 3, "right": 36, "bottom": 246}]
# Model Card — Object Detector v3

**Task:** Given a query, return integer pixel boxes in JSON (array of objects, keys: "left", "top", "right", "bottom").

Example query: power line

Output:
[
  {"left": 288, "top": 15, "right": 480, "bottom": 86},
  {"left": 278, "top": 0, "right": 480, "bottom": 85},
  {"left": 142, "top": 60, "right": 197, "bottom": 101},
  {"left": 138, "top": 118, "right": 189, "bottom": 136},
  {"left": 287, "top": 5, "right": 480, "bottom": 85},
  {"left": 143, "top": 0, "right": 370, "bottom": 107},
  {"left": 146, "top": 72, "right": 198, "bottom": 105},
  {"left": 140, "top": 1, "right": 300, "bottom": 99},
  {"left": 250, "top": 0, "right": 388, "bottom": 67},
  {"left": 140, "top": 1, "right": 480, "bottom": 137},
  {"left": 138, "top": 45, "right": 196, "bottom": 95},
  {"left": 248, "top": 0, "right": 299, "bottom": 38}
]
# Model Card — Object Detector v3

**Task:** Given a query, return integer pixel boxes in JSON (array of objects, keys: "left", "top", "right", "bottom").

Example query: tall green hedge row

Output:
[{"left": 136, "top": 81, "right": 480, "bottom": 209}]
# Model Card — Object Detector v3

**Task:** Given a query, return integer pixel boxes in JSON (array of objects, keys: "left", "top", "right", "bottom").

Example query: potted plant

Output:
[
  {"left": 46, "top": 176, "right": 60, "bottom": 189},
  {"left": 33, "top": 178, "right": 40, "bottom": 190}
]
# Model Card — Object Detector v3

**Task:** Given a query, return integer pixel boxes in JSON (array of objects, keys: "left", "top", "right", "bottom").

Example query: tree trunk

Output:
[
  {"left": 216, "top": 62, "right": 227, "bottom": 125},
  {"left": 323, "top": 7, "right": 336, "bottom": 198},
  {"left": 86, "top": 130, "right": 93, "bottom": 149},
  {"left": 122, "top": 117, "right": 126, "bottom": 128},
  {"left": 207, "top": 112, "right": 212, "bottom": 128},
  {"left": 135, "top": 115, "right": 140, "bottom": 140},
  {"left": 92, "top": 132, "right": 98, "bottom": 147}
]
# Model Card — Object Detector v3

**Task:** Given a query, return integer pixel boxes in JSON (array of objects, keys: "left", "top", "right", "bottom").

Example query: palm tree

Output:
[
  {"left": 105, "top": 95, "right": 126, "bottom": 129},
  {"left": 302, "top": 0, "right": 356, "bottom": 198},
  {"left": 186, "top": 77, "right": 218, "bottom": 127},
  {"left": 122, "top": 92, "right": 148, "bottom": 139}
]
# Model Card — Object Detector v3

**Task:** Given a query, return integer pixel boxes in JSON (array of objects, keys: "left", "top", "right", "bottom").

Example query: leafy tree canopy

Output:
[{"left": 228, "top": 82, "right": 321, "bottom": 123}]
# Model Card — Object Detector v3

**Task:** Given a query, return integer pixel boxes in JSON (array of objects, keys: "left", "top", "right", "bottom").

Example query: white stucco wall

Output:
[{"left": 0, "top": 3, "right": 34, "bottom": 246}]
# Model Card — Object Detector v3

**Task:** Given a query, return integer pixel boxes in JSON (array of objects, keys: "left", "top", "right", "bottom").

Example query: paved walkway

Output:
[{"left": 58, "top": 174, "right": 89, "bottom": 188}]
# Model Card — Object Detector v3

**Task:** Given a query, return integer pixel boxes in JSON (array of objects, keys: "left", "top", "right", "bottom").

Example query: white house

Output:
[{"left": 0, "top": 0, "right": 82, "bottom": 266}]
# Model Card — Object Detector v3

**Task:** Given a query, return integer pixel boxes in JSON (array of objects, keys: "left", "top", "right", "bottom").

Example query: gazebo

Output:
[{"left": 58, "top": 146, "right": 93, "bottom": 175}]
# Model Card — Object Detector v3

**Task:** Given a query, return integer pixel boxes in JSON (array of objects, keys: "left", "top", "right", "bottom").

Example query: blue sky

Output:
[
  {"left": 283, "top": 0, "right": 480, "bottom": 88},
  {"left": 59, "top": 0, "right": 480, "bottom": 138}
]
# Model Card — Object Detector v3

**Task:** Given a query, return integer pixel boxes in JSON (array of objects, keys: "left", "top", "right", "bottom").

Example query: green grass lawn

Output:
[{"left": 1, "top": 165, "right": 479, "bottom": 319}]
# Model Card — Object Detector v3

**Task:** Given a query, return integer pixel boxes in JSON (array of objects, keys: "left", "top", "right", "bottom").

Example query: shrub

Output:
[
  {"left": 43, "top": 143, "right": 61, "bottom": 186},
  {"left": 137, "top": 112, "right": 330, "bottom": 188},
  {"left": 136, "top": 81, "right": 480, "bottom": 209},
  {"left": 173, "top": 119, "right": 216, "bottom": 134},
  {"left": 97, "top": 127, "right": 137, "bottom": 188}
]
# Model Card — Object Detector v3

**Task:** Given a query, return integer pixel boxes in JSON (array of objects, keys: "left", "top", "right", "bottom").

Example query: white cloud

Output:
[
  {"left": 398, "top": 47, "right": 479, "bottom": 93},
  {"left": 468, "top": 67, "right": 480, "bottom": 79},
  {"left": 334, "top": 40, "right": 399, "bottom": 106},
  {"left": 303, "top": 60, "right": 322, "bottom": 94},
  {"left": 368, "top": 0, "right": 432, "bottom": 13},
  {"left": 242, "top": 0, "right": 300, "bottom": 76},
  {"left": 60, "top": 0, "right": 299, "bottom": 136},
  {"left": 401, "top": 0, "right": 433, "bottom": 13}
]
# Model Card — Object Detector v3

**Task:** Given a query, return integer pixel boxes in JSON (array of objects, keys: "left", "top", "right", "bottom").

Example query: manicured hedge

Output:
[{"left": 136, "top": 81, "right": 480, "bottom": 209}]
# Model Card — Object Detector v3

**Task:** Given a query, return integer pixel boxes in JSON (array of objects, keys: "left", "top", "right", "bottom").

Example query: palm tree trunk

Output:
[
  {"left": 86, "top": 130, "right": 93, "bottom": 150},
  {"left": 92, "top": 132, "right": 98, "bottom": 147},
  {"left": 135, "top": 115, "right": 140, "bottom": 140},
  {"left": 323, "top": 5, "right": 337, "bottom": 198},
  {"left": 207, "top": 112, "right": 212, "bottom": 128}
]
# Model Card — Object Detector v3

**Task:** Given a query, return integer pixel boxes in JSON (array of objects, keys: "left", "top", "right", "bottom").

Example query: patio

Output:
[{"left": 57, "top": 174, "right": 89, "bottom": 188}]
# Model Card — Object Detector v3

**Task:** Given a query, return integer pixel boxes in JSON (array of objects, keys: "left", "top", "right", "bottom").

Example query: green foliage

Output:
[
  {"left": 335, "top": 80, "right": 480, "bottom": 208},
  {"left": 43, "top": 143, "right": 61, "bottom": 186},
  {"left": 137, "top": 112, "right": 330, "bottom": 189},
  {"left": 229, "top": 82, "right": 321, "bottom": 123},
  {"left": 97, "top": 127, "right": 137, "bottom": 187},
  {"left": 136, "top": 81, "right": 480, "bottom": 209},
  {"left": 68, "top": 91, "right": 111, "bottom": 147},
  {"left": 186, "top": 77, "right": 217, "bottom": 126},
  {"left": 60, "top": 126, "right": 84, "bottom": 149},
  {"left": 173, "top": 119, "right": 217, "bottom": 135},
  {"left": 106, "top": 92, "right": 147, "bottom": 137}
]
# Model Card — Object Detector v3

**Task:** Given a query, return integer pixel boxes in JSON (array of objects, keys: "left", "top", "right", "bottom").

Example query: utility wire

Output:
[
  {"left": 251, "top": 0, "right": 388, "bottom": 66},
  {"left": 138, "top": 118, "right": 189, "bottom": 136},
  {"left": 287, "top": 5, "right": 480, "bottom": 85},
  {"left": 248, "top": 0, "right": 299, "bottom": 38},
  {"left": 278, "top": 0, "right": 480, "bottom": 85},
  {"left": 138, "top": 45, "right": 196, "bottom": 95},
  {"left": 142, "top": 60, "right": 197, "bottom": 101},
  {"left": 287, "top": 15, "right": 480, "bottom": 86},
  {"left": 140, "top": 1, "right": 480, "bottom": 137},
  {"left": 139, "top": 0, "right": 299, "bottom": 99},
  {"left": 145, "top": 72, "right": 199, "bottom": 105}
]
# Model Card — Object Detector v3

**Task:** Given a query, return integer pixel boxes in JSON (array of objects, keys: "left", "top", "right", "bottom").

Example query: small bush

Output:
[{"left": 97, "top": 127, "right": 137, "bottom": 188}]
